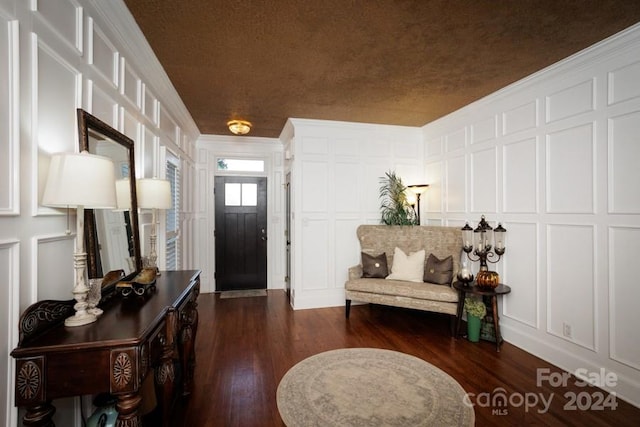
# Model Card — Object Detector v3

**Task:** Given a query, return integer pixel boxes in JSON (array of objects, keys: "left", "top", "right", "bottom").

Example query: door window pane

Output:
[
  {"left": 241, "top": 183, "right": 257, "bottom": 206},
  {"left": 225, "top": 183, "right": 241, "bottom": 206}
]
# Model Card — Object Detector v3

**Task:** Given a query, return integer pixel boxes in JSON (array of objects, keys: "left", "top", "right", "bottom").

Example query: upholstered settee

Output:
[{"left": 345, "top": 225, "right": 463, "bottom": 331}]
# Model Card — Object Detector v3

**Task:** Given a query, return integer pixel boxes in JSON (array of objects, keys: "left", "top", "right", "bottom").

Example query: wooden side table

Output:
[{"left": 453, "top": 281, "right": 511, "bottom": 352}]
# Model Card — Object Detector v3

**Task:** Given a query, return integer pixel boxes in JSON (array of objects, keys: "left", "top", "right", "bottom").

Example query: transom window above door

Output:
[{"left": 217, "top": 158, "right": 264, "bottom": 172}]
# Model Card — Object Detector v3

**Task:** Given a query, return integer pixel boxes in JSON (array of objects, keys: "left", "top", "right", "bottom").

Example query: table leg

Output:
[
  {"left": 455, "top": 289, "right": 466, "bottom": 338},
  {"left": 491, "top": 296, "right": 502, "bottom": 352},
  {"left": 156, "top": 309, "right": 177, "bottom": 427},
  {"left": 115, "top": 392, "right": 142, "bottom": 427},
  {"left": 23, "top": 401, "right": 55, "bottom": 427},
  {"left": 181, "top": 296, "right": 198, "bottom": 396}
]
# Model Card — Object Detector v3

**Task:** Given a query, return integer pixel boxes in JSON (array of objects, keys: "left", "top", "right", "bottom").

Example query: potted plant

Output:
[
  {"left": 378, "top": 170, "right": 418, "bottom": 225},
  {"left": 464, "top": 297, "right": 486, "bottom": 342}
]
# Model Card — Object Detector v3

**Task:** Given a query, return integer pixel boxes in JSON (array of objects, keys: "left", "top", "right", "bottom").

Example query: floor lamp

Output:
[
  {"left": 42, "top": 151, "right": 116, "bottom": 326},
  {"left": 407, "top": 184, "right": 429, "bottom": 225},
  {"left": 137, "top": 178, "right": 172, "bottom": 274}
]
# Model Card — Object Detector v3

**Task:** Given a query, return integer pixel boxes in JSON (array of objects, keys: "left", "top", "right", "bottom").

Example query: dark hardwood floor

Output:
[{"left": 169, "top": 290, "right": 639, "bottom": 426}]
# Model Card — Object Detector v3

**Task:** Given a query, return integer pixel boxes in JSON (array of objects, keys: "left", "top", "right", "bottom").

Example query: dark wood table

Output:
[
  {"left": 453, "top": 281, "right": 511, "bottom": 351},
  {"left": 11, "top": 270, "right": 201, "bottom": 427}
]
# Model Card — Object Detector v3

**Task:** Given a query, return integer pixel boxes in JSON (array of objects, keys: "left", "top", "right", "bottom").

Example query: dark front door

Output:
[{"left": 215, "top": 176, "right": 268, "bottom": 291}]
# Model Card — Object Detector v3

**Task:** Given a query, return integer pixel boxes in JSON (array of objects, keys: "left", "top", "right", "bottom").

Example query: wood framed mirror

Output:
[{"left": 77, "top": 109, "right": 142, "bottom": 290}]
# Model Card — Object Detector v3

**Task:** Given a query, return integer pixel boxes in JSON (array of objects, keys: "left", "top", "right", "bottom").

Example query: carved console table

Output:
[{"left": 11, "top": 270, "right": 201, "bottom": 427}]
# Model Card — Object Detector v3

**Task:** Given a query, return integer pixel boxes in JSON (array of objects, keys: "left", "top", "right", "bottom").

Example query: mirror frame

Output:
[{"left": 77, "top": 108, "right": 142, "bottom": 286}]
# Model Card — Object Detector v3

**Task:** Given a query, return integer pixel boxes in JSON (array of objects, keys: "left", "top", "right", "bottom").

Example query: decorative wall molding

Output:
[
  {"left": 423, "top": 21, "right": 640, "bottom": 408},
  {"left": 0, "top": 239, "right": 20, "bottom": 427},
  {"left": 0, "top": 18, "right": 19, "bottom": 216}
]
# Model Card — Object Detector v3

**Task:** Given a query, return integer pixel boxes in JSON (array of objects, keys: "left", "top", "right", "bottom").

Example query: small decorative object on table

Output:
[
  {"left": 476, "top": 270, "right": 500, "bottom": 289},
  {"left": 456, "top": 261, "right": 474, "bottom": 285},
  {"left": 86, "top": 278, "right": 103, "bottom": 316},
  {"left": 116, "top": 267, "right": 157, "bottom": 297}
]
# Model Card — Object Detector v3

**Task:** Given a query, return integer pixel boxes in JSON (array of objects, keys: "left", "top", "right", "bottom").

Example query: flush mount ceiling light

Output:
[{"left": 227, "top": 119, "right": 252, "bottom": 135}]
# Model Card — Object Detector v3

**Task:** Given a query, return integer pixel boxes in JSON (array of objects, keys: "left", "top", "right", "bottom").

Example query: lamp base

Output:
[{"left": 65, "top": 311, "right": 97, "bottom": 327}]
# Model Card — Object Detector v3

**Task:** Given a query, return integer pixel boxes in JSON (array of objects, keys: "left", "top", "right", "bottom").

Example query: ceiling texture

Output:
[{"left": 123, "top": 1, "right": 640, "bottom": 138}]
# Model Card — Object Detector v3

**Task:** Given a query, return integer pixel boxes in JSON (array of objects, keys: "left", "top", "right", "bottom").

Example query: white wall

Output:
[
  {"left": 0, "top": 0, "right": 199, "bottom": 425},
  {"left": 282, "top": 118, "right": 423, "bottom": 309},
  {"left": 422, "top": 24, "right": 640, "bottom": 407},
  {"left": 195, "top": 135, "right": 285, "bottom": 294}
]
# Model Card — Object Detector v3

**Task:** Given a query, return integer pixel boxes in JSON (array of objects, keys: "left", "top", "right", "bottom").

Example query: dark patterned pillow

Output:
[
  {"left": 361, "top": 252, "right": 389, "bottom": 278},
  {"left": 423, "top": 254, "right": 453, "bottom": 285}
]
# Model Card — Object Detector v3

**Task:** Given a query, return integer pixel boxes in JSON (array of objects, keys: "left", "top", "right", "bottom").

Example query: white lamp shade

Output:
[
  {"left": 115, "top": 178, "right": 132, "bottom": 211},
  {"left": 137, "top": 178, "right": 172, "bottom": 209},
  {"left": 42, "top": 151, "right": 116, "bottom": 208}
]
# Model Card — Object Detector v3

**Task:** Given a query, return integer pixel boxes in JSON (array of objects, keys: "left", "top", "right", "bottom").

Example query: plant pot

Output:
[{"left": 467, "top": 314, "right": 482, "bottom": 342}]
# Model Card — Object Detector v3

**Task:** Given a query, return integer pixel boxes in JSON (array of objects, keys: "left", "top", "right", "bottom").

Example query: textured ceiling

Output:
[{"left": 123, "top": 1, "right": 640, "bottom": 138}]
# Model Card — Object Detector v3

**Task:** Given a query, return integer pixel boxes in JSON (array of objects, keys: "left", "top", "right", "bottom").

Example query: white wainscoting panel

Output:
[
  {"left": 160, "top": 106, "right": 178, "bottom": 143},
  {"left": 445, "top": 155, "right": 466, "bottom": 212},
  {"left": 608, "top": 60, "right": 640, "bottom": 105},
  {"left": 33, "top": 36, "right": 81, "bottom": 214},
  {"left": 301, "top": 219, "right": 329, "bottom": 290},
  {"left": 608, "top": 111, "right": 640, "bottom": 213},
  {"left": 301, "top": 136, "right": 328, "bottom": 155},
  {"left": 425, "top": 137, "right": 442, "bottom": 157},
  {"left": 121, "top": 57, "right": 141, "bottom": 109},
  {"left": 362, "top": 162, "right": 388, "bottom": 213},
  {"left": 471, "top": 116, "right": 497, "bottom": 144},
  {"left": 121, "top": 108, "right": 140, "bottom": 141},
  {"left": 334, "top": 138, "right": 359, "bottom": 156},
  {"left": 503, "top": 137, "right": 538, "bottom": 213},
  {"left": 34, "top": 0, "right": 82, "bottom": 53},
  {"left": 34, "top": 233, "right": 75, "bottom": 301},
  {"left": 143, "top": 83, "right": 157, "bottom": 124},
  {"left": 334, "top": 219, "right": 361, "bottom": 289},
  {"left": 502, "top": 101, "right": 537, "bottom": 136},
  {"left": 393, "top": 139, "right": 419, "bottom": 159},
  {"left": 470, "top": 147, "right": 498, "bottom": 213},
  {"left": 302, "top": 161, "right": 328, "bottom": 213},
  {"left": 1, "top": 240, "right": 19, "bottom": 427},
  {"left": 142, "top": 126, "right": 158, "bottom": 177},
  {"left": 88, "top": 18, "right": 118, "bottom": 88},
  {"left": 424, "top": 161, "right": 442, "bottom": 213},
  {"left": 546, "top": 79, "right": 595, "bottom": 123},
  {"left": 89, "top": 81, "right": 118, "bottom": 126},
  {"left": 0, "top": 18, "right": 18, "bottom": 215},
  {"left": 609, "top": 226, "right": 640, "bottom": 370},
  {"left": 367, "top": 138, "right": 392, "bottom": 157},
  {"left": 546, "top": 123, "right": 594, "bottom": 213},
  {"left": 502, "top": 222, "right": 538, "bottom": 328},
  {"left": 445, "top": 128, "right": 466, "bottom": 152},
  {"left": 334, "top": 161, "right": 360, "bottom": 214},
  {"left": 547, "top": 224, "right": 595, "bottom": 350}
]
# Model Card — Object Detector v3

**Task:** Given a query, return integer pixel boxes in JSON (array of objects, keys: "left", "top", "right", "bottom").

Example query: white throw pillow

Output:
[{"left": 386, "top": 247, "right": 425, "bottom": 282}]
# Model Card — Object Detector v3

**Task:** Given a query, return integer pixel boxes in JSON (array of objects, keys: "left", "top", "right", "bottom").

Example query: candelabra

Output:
[{"left": 461, "top": 215, "right": 507, "bottom": 272}]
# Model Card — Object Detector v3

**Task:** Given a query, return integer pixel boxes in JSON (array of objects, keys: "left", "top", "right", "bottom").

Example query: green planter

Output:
[{"left": 467, "top": 314, "right": 482, "bottom": 342}]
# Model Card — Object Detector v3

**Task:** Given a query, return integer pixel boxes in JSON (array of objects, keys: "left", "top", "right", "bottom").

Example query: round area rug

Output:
[{"left": 276, "top": 348, "right": 474, "bottom": 427}]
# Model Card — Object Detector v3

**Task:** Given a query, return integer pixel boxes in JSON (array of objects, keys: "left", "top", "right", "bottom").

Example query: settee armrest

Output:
[{"left": 348, "top": 265, "right": 363, "bottom": 281}]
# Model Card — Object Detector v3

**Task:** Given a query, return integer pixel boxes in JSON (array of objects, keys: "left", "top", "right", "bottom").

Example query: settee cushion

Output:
[
  {"left": 423, "top": 254, "right": 453, "bottom": 285},
  {"left": 386, "top": 247, "right": 425, "bottom": 282},
  {"left": 361, "top": 252, "right": 388, "bottom": 278},
  {"left": 346, "top": 278, "right": 459, "bottom": 303}
]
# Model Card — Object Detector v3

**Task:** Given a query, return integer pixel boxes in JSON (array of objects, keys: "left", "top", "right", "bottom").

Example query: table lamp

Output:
[
  {"left": 136, "top": 178, "right": 172, "bottom": 274},
  {"left": 42, "top": 151, "right": 116, "bottom": 326}
]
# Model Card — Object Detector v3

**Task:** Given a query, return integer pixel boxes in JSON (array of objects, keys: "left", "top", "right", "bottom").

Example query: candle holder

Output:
[{"left": 461, "top": 216, "right": 506, "bottom": 271}]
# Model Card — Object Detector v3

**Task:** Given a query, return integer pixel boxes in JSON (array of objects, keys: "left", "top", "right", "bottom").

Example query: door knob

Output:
[{"left": 261, "top": 228, "right": 267, "bottom": 241}]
